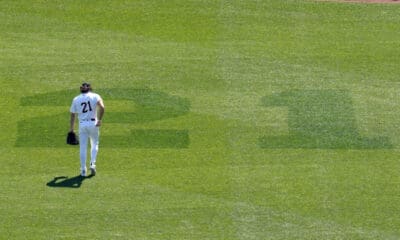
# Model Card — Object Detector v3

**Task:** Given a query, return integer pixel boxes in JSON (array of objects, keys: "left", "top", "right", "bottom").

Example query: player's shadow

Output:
[{"left": 46, "top": 175, "right": 93, "bottom": 188}]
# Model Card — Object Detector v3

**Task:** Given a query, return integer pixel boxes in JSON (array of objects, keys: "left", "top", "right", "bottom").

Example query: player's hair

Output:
[{"left": 80, "top": 82, "right": 92, "bottom": 93}]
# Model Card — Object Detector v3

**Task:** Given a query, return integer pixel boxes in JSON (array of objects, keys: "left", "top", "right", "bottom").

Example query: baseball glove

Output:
[{"left": 66, "top": 131, "right": 79, "bottom": 145}]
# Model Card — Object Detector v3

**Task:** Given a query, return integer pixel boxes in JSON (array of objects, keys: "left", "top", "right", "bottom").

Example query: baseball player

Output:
[{"left": 69, "top": 83, "right": 105, "bottom": 176}]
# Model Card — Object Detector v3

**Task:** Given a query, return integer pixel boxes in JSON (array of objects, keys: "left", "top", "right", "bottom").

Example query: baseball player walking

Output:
[{"left": 69, "top": 83, "right": 105, "bottom": 176}]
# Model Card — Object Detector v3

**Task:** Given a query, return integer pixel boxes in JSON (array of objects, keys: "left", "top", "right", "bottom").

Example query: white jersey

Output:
[{"left": 70, "top": 92, "right": 102, "bottom": 122}]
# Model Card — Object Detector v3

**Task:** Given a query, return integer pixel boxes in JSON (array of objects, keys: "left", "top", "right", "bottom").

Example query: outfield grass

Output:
[{"left": 1, "top": 0, "right": 400, "bottom": 239}]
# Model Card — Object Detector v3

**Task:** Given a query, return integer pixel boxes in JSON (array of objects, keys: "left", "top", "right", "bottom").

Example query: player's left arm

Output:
[
  {"left": 70, "top": 113, "right": 76, "bottom": 132},
  {"left": 96, "top": 98, "right": 105, "bottom": 127}
]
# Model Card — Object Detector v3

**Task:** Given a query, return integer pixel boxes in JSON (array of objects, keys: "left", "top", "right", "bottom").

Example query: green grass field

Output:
[{"left": 1, "top": 0, "right": 400, "bottom": 239}]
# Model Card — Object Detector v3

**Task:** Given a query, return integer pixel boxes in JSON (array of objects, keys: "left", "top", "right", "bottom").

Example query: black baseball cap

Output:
[
  {"left": 81, "top": 82, "right": 91, "bottom": 87},
  {"left": 80, "top": 82, "right": 92, "bottom": 93}
]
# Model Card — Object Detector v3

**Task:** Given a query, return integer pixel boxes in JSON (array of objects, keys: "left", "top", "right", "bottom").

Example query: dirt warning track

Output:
[{"left": 318, "top": 0, "right": 400, "bottom": 3}]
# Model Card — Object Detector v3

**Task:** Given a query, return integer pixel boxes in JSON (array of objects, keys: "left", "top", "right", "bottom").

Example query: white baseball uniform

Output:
[{"left": 70, "top": 92, "right": 103, "bottom": 172}]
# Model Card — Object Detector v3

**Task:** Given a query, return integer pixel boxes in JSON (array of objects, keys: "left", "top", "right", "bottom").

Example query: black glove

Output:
[{"left": 66, "top": 131, "right": 79, "bottom": 145}]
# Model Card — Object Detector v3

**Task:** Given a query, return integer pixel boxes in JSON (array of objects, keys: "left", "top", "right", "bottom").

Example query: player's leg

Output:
[
  {"left": 79, "top": 126, "right": 89, "bottom": 176},
  {"left": 89, "top": 126, "right": 100, "bottom": 175}
]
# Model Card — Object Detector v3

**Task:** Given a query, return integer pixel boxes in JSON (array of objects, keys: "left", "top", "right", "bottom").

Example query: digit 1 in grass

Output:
[{"left": 259, "top": 90, "right": 391, "bottom": 149}]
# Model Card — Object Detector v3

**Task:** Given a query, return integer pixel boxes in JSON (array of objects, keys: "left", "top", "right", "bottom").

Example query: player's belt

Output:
[{"left": 81, "top": 118, "right": 96, "bottom": 122}]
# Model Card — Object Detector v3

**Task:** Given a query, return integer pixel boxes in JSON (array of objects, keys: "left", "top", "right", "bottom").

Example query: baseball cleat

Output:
[
  {"left": 81, "top": 168, "right": 87, "bottom": 177},
  {"left": 90, "top": 166, "right": 96, "bottom": 176}
]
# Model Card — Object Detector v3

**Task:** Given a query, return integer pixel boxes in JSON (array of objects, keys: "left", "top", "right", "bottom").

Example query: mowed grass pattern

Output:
[
  {"left": 17, "top": 88, "right": 190, "bottom": 148},
  {"left": 1, "top": 0, "right": 400, "bottom": 239},
  {"left": 260, "top": 90, "right": 392, "bottom": 149}
]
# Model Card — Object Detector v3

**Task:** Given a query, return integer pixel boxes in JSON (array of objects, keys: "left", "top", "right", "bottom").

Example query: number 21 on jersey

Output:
[{"left": 81, "top": 101, "right": 92, "bottom": 113}]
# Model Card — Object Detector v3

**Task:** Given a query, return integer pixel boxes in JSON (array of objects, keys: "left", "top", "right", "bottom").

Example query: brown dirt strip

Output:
[{"left": 317, "top": 0, "right": 400, "bottom": 3}]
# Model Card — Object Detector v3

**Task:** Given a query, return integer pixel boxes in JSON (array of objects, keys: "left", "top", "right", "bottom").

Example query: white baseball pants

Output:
[{"left": 79, "top": 122, "right": 99, "bottom": 171}]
